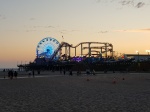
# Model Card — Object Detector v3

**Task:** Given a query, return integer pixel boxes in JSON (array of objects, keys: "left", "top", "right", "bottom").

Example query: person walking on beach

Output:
[
  {"left": 14, "top": 71, "right": 18, "bottom": 78},
  {"left": 86, "top": 69, "right": 90, "bottom": 75},
  {"left": 8, "top": 70, "right": 10, "bottom": 78},
  {"left": 37, "top": 70, "right": 40, "bottom": 74},
  {"left": 92, "top": 69, "right": 95, "bottom": 75},
  {"left": 69, "top": 69, "right": 73, "bottom": 76},
  {"left": 3, "top": 69, "right": 6, "bottom": 79},
  {"left": 9, "top": 70, "right": 13, "bottom": 80}
]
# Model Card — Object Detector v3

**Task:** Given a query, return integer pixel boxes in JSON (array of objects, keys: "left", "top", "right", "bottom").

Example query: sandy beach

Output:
[{"left": 0, "top": 71, "right": 150, "bottom": 112}]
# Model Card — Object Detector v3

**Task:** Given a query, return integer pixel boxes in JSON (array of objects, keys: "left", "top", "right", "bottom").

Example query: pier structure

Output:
[{"left": 18, "top": 37, "right": 115, "bottom": 71}]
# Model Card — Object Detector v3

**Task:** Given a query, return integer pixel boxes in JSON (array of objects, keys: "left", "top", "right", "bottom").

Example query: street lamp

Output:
[
  {"left": 146, "top": 50, "right": 150, "bottom": 59},
  {"left": 136, "top": 50, "right": 139, "bottom": 62},
  {"left": 146, "top": 50, "right": 150, "bottom": 55}
]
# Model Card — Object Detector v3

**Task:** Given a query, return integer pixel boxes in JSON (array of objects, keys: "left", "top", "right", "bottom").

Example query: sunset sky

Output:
[{"left": 0, "top": 0, "right": 150, "bottom": 68}]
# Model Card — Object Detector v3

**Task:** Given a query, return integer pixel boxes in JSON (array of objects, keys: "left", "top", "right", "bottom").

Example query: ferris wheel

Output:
[{"left": 36, "top": 37, "right": 60, "bottom": 60}]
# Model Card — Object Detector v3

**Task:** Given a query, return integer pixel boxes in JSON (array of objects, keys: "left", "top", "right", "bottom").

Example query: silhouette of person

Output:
[
  {"left": 14, "top": 71, "right": 18, "bottom": 78},
  {"left": 69, "top": 69, "right": 72, "bottom": 76},
  {"left": 3, "top": 69, "right": 6, "bottom": 79},
  {"left": 10, "top": 70, "right": 13, "bottom": 79}
]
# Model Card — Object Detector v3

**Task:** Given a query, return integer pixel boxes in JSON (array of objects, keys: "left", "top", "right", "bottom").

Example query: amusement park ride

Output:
[
  {"left": 18, "top": 37, "right": 150, "bottom": 72},
  {"left": 35, "top": 37, "right": 114, "bottom": 63}
]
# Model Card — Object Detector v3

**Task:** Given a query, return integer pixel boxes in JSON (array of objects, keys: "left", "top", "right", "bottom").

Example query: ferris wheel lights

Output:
[{"left": 36, "top": 37, "right": 60, "bottom": 60}]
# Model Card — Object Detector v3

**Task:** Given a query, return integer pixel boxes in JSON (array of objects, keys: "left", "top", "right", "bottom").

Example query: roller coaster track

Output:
[
  {"left": 50, "top": 42, "right": 71, "bottom": 61},
  {"left": 50, "top": 41, "right": 113, "bottom": 61},
  {"left": 83, "top": 46, "right": 113, "bottom": 52},
  {"left": 72, "top": 42, "right": 112, "bottom": 48}
]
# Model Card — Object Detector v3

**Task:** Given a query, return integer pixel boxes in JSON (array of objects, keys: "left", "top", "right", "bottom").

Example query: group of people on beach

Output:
[{"left": 3, "top": 69, "right": 18, "bottom": 79}]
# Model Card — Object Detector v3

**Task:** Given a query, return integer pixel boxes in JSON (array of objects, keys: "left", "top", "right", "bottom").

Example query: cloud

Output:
[
  {"left": 23, "top": 25, "right": 57, "bottom": 33},
  {"left": 140, "top": 28, "right": 150, "bottom": 31},
  {"left": 29, "top": 18, "right": 35, "bottom": 20},
  {"left": 25, "top": 25, "right": 55, "bottom": 29},
  {"left": 119, "top": 0, "right": 146, "bottom": 8},
  {"left": 114, "top": 28, "right": 150, "bottom": 32},
  {"left": 69, "top": 29, "right": 81, "bottom": 32},
  {"left": 98, "top": 30, "right": 108, "bottom": 34},
  {"left": 26, "top": 30, "right": 36, "bottom": 32},
  {"left": 96, "top": 0, "right": 147, "bottom": 8},
  {"left": 45, "top": 26, "right": 55, "bottom": 28},
  {"left": 119, "top": 0, "right": 134, "bottom": 6},
  {"left": 135, "top": 2, "right": 145, "bottom": 8},
  {"left": 57, "top": 29, "right": 80, "bottom": 34},
  {"left": 119, "top": 0, "right": 147, "bottom": 8}
]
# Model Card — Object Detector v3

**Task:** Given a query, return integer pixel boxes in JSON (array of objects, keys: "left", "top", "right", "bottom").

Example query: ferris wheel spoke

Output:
[{"left": 36, "top": 37, "right": 60, "bottom": 59}]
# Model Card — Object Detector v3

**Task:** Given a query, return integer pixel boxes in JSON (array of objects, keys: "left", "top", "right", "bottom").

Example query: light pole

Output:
[
  {"left": 136, "top": 51, "right": 139, "bottom": 62},
  {"left": 146, "top": 50, "right": 150, "bottom": 56}
]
